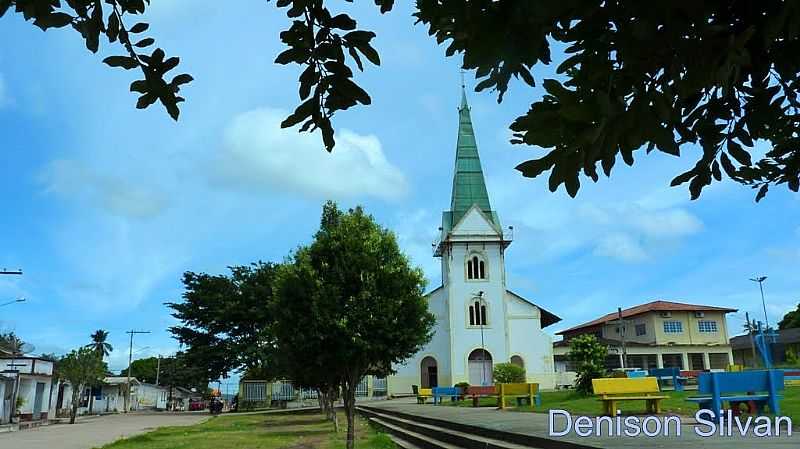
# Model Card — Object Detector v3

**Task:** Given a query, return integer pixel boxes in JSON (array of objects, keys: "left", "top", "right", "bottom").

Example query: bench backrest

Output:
[
  {"left": 727, "top": 364, "right": 744, "bottom": 372},
  {"left": 592, "top": 377, "right": 660, "bottom": 395},
  {"left": 500, "top": 382, "right": 539, "bottom": 395},
  {"left": 680, "top": 370, "right": 703, "bottom": 378},
  {"left": 697, "top": 370, "right": 784, "bottom": 395},
  {"left": 412, "top": 385, "right": 419, "bottom": 395},
  {"left": 648, "top": 367, "right": 680, "bottom": 377},
  {"left": 432, "top": 387, "right": 460, "bottom": 396},
  {"left": 627, "top": 370, "right": 647, "bottom": 378},
  {"left": 466, "top": 385, "right": 497, "bottom": 395},
  {"left": 418, "top": 388, "right": 433, "bottom": 396}
]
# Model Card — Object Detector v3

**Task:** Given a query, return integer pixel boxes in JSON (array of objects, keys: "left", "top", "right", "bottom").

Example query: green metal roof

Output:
[{"left": 443, "top": 88, "right": 499, "bottom": 233}]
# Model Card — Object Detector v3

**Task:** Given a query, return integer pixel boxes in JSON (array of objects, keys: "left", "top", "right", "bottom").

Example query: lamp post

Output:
[{"left": 750, "top": 276, "right": 769, "bottom": 329}]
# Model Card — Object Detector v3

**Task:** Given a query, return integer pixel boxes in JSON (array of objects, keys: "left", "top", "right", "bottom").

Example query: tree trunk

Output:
[
  {"left": 344, "top": 378, "right": 357, "bottom": 449},
  {"left": 330, "top": 391, "right": 339, "bottom": 433},
  {"left": 69, "top": 385, "right": 81, "bottom": 424}
]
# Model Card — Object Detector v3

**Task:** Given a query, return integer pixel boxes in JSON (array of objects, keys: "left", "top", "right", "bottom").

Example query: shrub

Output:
[
  {"left": 493, "top": 362, "right": 526, "bottom": 384},
  {"left": 567, "top": 334, "right": 608, "bottom": 395},
  {"left": 454, "top": 382, "right": 470, "bottom": 390}
]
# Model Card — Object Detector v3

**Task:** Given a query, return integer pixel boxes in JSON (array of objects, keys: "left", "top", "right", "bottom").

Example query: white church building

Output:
[{"left": 388, "top": 89, "right": 561, "bottom": 395}]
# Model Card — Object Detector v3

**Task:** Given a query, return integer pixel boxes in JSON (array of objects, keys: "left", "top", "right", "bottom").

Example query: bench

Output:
[
  {"left": 727, "top": 364, "right": 744, "bottom": 372},
  {"left": 592, "top": 377, "right": 668, "bottom": 415},
  {"left": 465, "top": 385, "right": 499, "bottom": 407},
  {"left": 412, "top": 385, "right": 433, "bottom": 404},
  {"left": 648, "top": 367, "right": 685, "bottom": 392},
  {"left": 626, "top": 370, "right": 648, "bottom": 378},
  {"left": 498, "top": 383, "right": 541, "bottom": 410},
  {"left": 686, "top": 370, "right": 784, "bottom": 421},
  {"left": 432, "top": 387, "right": 461, "bottom": 405},
  {"left": 783, "top": 369, "right": 800, "bottom": 387}
]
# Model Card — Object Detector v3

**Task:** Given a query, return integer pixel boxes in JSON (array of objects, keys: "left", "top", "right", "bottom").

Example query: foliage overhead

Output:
[
  {"left": 167, "top": 262, "right": 281, "bottom": 381},
  {"left": 492, "top": 362, "right": 526, "bottom": 384},
  {"left": 2, "top": 0, "right": 192, "bottom": 119},
  {"left": 779, "top": 303, "right": 800, "bottom": 330},
  {"left": 567, "top": 334, "right": 607, "bottom": 395},
  {"left": 10, "top": 1, "right": 800, "bottom": 201}
]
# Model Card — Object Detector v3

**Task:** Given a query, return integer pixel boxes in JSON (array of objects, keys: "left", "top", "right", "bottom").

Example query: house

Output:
[
  {"left": 730, "top": 327, "right": 800, "bottom": 367},
  {"left": 52, "top": 377, "right": 142, "bottom": 417},
  {"left": 388, "top": 88, "right": 562, "bottom": 395},
  {"left": 135, "top": 382, "right": 169, "bottom": 410},
  {"left": 553, "top": 300, "right": 736, "bottom": 374},
  {"left": 0, "top": 356, "right": 54, "bottom": 424}
]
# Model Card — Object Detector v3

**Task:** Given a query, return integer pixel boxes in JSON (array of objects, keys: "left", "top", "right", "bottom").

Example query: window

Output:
[
  {"left": 468, "top": 299, "right": 488, "bottom": 326},
  {"left": 635, "top": 324, "right": 646, "bottom": 336},
  {"left": 466, "top": 254, "right": 486, "bottom": 280},
  {"left": 698, "top": 321, "right": 718, "bottom": 333},
  {"left": 663, "top": 321, "right": 683, "bottom": 333}
]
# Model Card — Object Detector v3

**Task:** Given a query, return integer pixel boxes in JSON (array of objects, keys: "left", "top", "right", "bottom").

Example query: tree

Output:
[
  {"left": 88, "top": 329, "right": 113, "bottom": 358},
  {"left": 274, "top": 202, "right": 435, "bottom": 449},
  {"left": 779, "top": 303, "right": 800, "bottom": 330},
  {"left": 8, "top": 2, "right": 800, "bottom": 202},
  {"left": 567, "top": 334, "right": 607, "bottom": 395},
  {"left": 119, "top": 356, "right": 158, "bottom": 383},
  {"left": 167, "top": 262, "right": 281, "bottom": 382},
  {"left": 0, "top": 332, "right": 23, "bottom": 354},
  {"left": 59, "top": 347, "right": 106, "bottom": 424},
  {"left": 492, "top": 362, "right": 526, "bottom": 384}
]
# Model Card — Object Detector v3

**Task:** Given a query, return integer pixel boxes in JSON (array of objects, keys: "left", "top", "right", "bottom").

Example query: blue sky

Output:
[{"left": 1, "top": 1, "right": 798, "bottom": 386}]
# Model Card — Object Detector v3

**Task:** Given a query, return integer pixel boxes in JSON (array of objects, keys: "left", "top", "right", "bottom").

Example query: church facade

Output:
[{"left": 388, "top": 89, "right": 561, "bottom": 395}]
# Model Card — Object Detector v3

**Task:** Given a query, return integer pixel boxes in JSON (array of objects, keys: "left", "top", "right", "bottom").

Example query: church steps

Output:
[
  {"left": 359, "top": 405, "right": 593, "bottom": 449},
  {"left": 369, "top": 417, "right": 461, "bottom": 449}
]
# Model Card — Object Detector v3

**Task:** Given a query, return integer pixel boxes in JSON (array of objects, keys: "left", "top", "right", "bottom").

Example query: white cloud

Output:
[
  {"left": 213, "top": 108, "right": 409, "bottom": 201},
  {"left": 40, "top": 159, "right": 168, "bottom": 219},
  {"left": 594, "top": 233, "right": 648, "bottom": 262}
]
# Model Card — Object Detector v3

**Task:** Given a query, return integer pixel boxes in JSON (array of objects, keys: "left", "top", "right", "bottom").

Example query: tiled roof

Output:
[{"left": 557, "top": 300, "right": 737, "bottom": 335}]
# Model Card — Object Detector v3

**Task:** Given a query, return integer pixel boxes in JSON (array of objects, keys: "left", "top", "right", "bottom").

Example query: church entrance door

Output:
[
  {"left": 468, "top": 349, "right": 493, "bottom": 386},
  {"left": 420, "top": 356, "right": 438, "bottom": 388}
]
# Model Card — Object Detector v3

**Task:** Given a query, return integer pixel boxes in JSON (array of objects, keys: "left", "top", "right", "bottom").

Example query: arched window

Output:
[
  {"left": 466, "top": 254, "right": 487, "bottom": 280},
  {"left": 468, "top": 299, "right": 488, "bottom": 326}
]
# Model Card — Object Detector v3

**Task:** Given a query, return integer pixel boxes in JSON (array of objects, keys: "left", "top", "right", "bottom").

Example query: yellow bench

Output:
[
  {"left": 726, "top": 364, "right": 744, "bottom": 372},
  {"left": 592, "top": 377, "right": 668, "bottom": 415},
  {"left": 498, "top": 383, "right": 541, "bottom": 410},
  {"left": 416, "top": 388, "right": 433, "bottom": 404},
  {"left": 787, "top": 379, "right": 800, "bottom": 387}
]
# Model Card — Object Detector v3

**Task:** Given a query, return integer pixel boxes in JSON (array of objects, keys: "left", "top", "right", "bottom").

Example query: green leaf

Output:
[
  {"left": 727, "top": 140, "right": 752, "bottom": 165},
  {"left": 328, "top": 14, "right": 357, "bottom": 31},
  {"left": 135, "top": 38, "right": 155, "bottom": 48},
  {"left": 755, "top": 184, "right": 769, "bottom": 202},
  {"left": 355, "top": 42, "right": 380, "bottom": 66},
  {"left": 130, "top": 23, "right": 149, "bottom": 34},
  {"left": 103, "top": 56, "right": 138, "bottom": 70}
]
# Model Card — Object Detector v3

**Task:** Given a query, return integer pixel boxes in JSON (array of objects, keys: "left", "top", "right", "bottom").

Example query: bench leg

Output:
[
  {"left": 471, "top": 397, "right": 478, "bottom": 407},
  {"left": 499, "top": 395, "right": 506, "bottom": 410}
]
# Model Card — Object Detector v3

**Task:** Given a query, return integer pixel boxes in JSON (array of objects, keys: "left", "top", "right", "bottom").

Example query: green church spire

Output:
[{"left": 446, "top": 85, "right": 500, "bottom": 231}]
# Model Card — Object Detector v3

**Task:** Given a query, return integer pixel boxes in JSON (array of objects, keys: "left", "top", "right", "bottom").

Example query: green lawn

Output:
[
  {"left": 447, "top": 386, "right": 800, "bottom": 422},
  {"left": 97, "top": 411, "right": 396, "bottom": 449}
]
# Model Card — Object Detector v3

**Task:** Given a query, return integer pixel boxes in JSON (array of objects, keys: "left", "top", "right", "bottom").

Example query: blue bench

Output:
[
  {"left": 626, "top": 370, "right": 648, "bottom": 378},
  {"left": 648, "top": 367, "right": 685, "bottom": 392},
  {"left": 432, "top": 387, "right": 462, "bottom": 405},
  {"left": 686, "top": 370, "right": 784, "bottom": 421}
]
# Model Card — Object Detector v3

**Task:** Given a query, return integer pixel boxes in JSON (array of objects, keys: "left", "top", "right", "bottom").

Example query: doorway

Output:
[
  {"left": 420, "top": 356, "right": 438, "bottom": 388},
  {"left": 468, "top": 349, "right": 493, "bottom": 386},
  {"left": 33, "top": 382, "right": 45, "bottom": 420}
]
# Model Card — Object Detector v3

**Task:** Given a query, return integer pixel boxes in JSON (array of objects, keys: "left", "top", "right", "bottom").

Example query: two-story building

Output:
[{"left": 553, "top": 300, "right": 736, "bottom": 376}]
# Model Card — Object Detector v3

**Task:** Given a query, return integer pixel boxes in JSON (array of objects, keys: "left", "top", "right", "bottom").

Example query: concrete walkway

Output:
[
  {"left": 0, "top": 412, "right": 208, "bottom": 449},
  {"left": 369, "top": 399, "right": 799, "bottom": 448}
]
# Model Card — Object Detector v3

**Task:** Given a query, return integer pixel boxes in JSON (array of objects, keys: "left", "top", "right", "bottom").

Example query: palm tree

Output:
[{"left": 88, "top": 329, "right": 113, "bottom": 358}]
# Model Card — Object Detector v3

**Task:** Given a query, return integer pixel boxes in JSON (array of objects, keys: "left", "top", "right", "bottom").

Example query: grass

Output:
[
  {"left": 447, "top": 386, "right": 800, "bottom": 423},
  {"left": 97, "top": 410, "right": 396, "bottom": 449}
]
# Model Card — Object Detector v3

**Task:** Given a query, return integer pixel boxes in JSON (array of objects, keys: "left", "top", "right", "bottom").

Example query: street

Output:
[{"left": 0, "top": 413, "right": 208, "bottom": 449}]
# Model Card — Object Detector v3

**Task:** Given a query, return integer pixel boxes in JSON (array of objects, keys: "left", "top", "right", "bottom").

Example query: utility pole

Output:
[
  {"left": 750, "top": 276, "right": 769, "bottom": 329},
  {"left": 611, "top": 307, "right": 629, "bottom": 369},
  {"left": 155, "top": 355, "right": 161, "bottom": 386},
  {"left": 124, "top": 330, "right": 150, "bottom": 413},
  {"left": 746, "top": 312, "right": 758, "bottom": 368}
]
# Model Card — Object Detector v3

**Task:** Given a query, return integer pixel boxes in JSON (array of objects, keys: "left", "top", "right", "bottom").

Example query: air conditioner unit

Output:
[
  {"left": 694, "top": 311, "right": 705, "bottom": 318},
  {"left": 660, "top": 312, "right": 672, "bottom": 318}
]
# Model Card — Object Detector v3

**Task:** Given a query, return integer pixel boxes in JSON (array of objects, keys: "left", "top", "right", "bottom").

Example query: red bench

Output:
[{"left": 465, "top": 386, "right": 498, "bottom": 407}]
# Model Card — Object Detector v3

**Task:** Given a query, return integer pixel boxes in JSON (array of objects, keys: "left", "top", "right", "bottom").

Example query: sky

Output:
[{"left": 1, "top": 1, "right": 798, "bottom": 388}]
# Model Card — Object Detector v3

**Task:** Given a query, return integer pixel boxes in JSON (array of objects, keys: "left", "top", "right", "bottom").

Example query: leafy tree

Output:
[
  {"left": 88, "top": 329, "right": 113, "bottom": 358},
  {"left": 779, "top": 303, "right": 800, "bottom": 330},
  {"left": 8, "top": 2, "right": 800, "bottom": 201},
  {"left": 119, "top": 356, "right": 158, "bottom": 383},
  {"left": 567, "top": 334, "right": 607, "bottom": 395},
  {"left": 59, "top": 347, "right": 106, "bottom": 424},
  {"left": 0, "top": 332, "right": 23, "bottom": 354},
  {"left": 167, "top": 262, "right": 281, "bottom": 382},
  {"left": 492, "top": 362, "right": 526, "bottom": 384},
  {"left": 274, "top": 202, "right": 435, "bottom": 449}
]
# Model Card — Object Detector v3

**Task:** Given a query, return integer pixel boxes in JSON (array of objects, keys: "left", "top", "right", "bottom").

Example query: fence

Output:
[{"left": 241, "top": 376, "right": 387, "bottom": 405}]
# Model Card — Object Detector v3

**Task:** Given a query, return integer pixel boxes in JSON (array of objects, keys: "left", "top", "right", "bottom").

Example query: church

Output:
[{"left": 388, "top": 88, "right": 562, "bottom": 394}]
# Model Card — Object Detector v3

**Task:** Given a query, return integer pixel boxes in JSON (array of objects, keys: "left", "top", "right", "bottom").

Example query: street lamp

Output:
[
  {"left": 750, "top": 276, "right": 769, "bottom": 329},
  {"left": 0, "top": 298, "right": 26, "bottom": 307}
]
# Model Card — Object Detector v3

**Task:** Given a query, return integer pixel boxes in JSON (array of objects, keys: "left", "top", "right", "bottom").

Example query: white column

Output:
[
  {"left": 727, "top": 351, "right": 734, "bottom": 366},
  {"left": 681, "top": 353, "right": 690, "bottom": 370},
  {"left": 656, "top": 353, "right": 664, "bottom": 369},
  {"left": 703, "top": 352, "right": 711, "bottom": 370}
]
